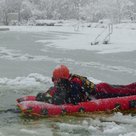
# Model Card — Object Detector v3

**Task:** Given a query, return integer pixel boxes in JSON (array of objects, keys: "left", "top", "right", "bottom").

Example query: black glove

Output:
[
  {"left": 36, "top": 92, "right": 45, "bottom": 101},
  {"left": 36, "top": 92, "right": 52, "bottom": 103}
]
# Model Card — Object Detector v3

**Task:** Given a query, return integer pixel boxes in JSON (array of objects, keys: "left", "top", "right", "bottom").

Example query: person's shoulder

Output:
[{"left": 70, "top": 74, "right": 82, "bottom": 85}]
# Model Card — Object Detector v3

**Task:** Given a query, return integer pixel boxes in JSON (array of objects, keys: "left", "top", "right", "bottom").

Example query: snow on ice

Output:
[{"left": 0, "top": 22, "right": 136, "bottom": 136}]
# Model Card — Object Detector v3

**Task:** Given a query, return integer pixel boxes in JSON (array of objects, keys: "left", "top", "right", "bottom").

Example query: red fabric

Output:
[
  {"left": 96, "top": 82, "right": 136, "bottom": 95},
  {"left": 47, "top": 87, "right": 57, "bottom": 97},
  {"left": 71, "top": 77, "right": 82, "bottom": 86}
]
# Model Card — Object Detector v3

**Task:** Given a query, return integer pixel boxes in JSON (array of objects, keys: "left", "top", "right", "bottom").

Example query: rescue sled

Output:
[{"left": 17, "top": 95, "right": 136, "bottom": 117}]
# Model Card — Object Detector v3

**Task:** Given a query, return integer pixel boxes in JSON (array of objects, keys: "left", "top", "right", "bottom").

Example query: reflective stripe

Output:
[
  {"left": 46, "top": 93, "right": 52, "bottom": 97},
  {"left": 70, "top": 74, "right": 95, "bottom": 93}
]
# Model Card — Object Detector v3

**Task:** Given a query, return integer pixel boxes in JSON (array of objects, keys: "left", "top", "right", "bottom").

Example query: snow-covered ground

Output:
[
  {"left": 2, "top": 22, "right": 136, "bottom": 54},
  {"left": 0, "top": 22, "right": 136, "bottom": 136}
]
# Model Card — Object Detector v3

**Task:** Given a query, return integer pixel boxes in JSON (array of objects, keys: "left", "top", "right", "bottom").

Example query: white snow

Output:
[
  {"left": 1, "top": 23, "right": 136, "bottom": 54},
  {"left": 20, "top": 129, "right": 38, "bottom": 134},
  {"left": 102, "top": 112, "right": 136, "bottom": 125},
  {"left": 103, "top": 123, "right": 125, "bottom": 134},
  {"left": 0, "top": 22, "right": 136, "bottom": 136},
  {"left": 52, "top": 25, "right": 136, "bottom": 54},
  {"left": 119, "top": 132, "right": 136, "bottom": 136},
  {"left": 0, "top": 47, "right": 75, "bottom": 63},
  {"left": 2, "top": 23, "right": 136, "bottom": 54},
  {"left": 0, "top": 73, "right": 51, "bottom": 86},
  {"left": 0, "top": 73, "right": 99, "bottom": 87},
  {"left": 57, "top": 113, "right": 136, "bottom": 136}
]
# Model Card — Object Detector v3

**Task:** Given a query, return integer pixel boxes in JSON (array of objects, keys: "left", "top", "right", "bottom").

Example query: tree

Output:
[{"left": 0, "top": 0, "right": 136, "bottom": 25}]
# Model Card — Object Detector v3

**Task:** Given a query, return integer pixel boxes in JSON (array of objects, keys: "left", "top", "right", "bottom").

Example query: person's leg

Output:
[
  {"left": 122, "top": 82, "right": 136, "bottom": 89},
  {"left": 95, "top": 82, "right": 136, "bottom": 98},
  {"left": 95, "top": 83, "right": 116, "bottom": 98}
]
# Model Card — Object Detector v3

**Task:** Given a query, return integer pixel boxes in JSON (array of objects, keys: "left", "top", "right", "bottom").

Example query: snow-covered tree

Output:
[{"left": 0, "top": 0, "right": 136, "bottom": 25}]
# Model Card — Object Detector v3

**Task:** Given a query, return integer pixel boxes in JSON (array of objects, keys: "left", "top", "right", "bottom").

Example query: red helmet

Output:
[{"left": 52, "top": 65, "right": 70, "bottom": 81}]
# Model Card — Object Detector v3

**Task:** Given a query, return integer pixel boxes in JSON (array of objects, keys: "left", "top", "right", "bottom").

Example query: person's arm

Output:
[
  {"left": 68, "top": 81, "right": 82, "bottom": 104},
  {"left": 36, "top": 87, "right": 55, "bottom": 103},
  {"left": 53, "top": 79, "right": 70, "bottom": 105}
]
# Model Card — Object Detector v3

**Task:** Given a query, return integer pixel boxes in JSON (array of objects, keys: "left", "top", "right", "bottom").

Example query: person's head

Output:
[{"left": 52, "top": 65, "right": 70, "bottom": 83}]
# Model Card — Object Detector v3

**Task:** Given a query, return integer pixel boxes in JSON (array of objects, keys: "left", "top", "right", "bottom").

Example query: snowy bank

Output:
[
  {"left": 0, "top": 73, "right": 101, "bottom": 86},
  {"left": 1, "top": 22, "right": 136, "bottom": 54}
]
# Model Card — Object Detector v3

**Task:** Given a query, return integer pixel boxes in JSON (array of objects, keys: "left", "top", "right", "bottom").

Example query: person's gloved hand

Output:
[
  {"left": 36, "top": 92, "right": 52, "bottom": 103},
  {"left": 36, "top": 92, "right": 45, "bottom": 101}
]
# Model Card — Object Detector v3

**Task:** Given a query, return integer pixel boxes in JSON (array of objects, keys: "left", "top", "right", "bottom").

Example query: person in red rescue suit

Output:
[{"left": 36, "top": 65, "right": 136, "bottom": 105}]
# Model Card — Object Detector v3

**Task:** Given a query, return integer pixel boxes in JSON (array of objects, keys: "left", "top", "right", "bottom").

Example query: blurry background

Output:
[{"left": 0, "top": 0, "right": 136, "bottom": 26}]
